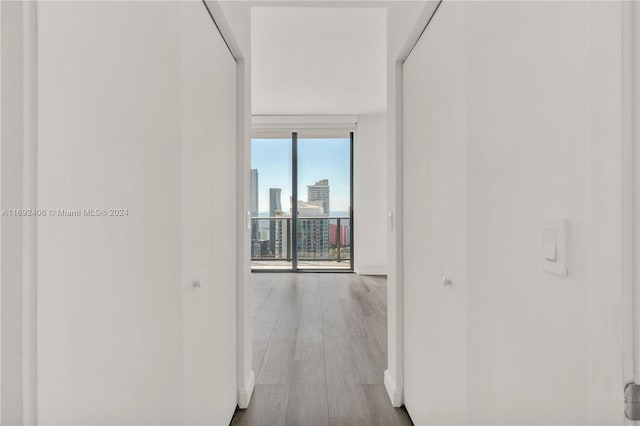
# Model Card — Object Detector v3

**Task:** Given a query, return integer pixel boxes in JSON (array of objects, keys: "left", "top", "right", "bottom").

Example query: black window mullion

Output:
[{"left": 292, "top": 132, "right": 298, "bottom": 271}]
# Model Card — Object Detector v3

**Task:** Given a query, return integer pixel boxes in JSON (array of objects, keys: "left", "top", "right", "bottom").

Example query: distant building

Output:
[
  {"left": 297, "top": 200, "right": 329, "bottom": 258},
  {"left": 274, "top": 212, "right": 290, "bottom": 259},
  {"left": 251, "top": 239, "right": 270, "bottom": 258},
  {"left": 250, "top": 169, "right": 259, "bottom": 241},
  {"left": 269, "top": 188, "right": 282, "bottom": 255},
  {"left": 307, "top": 179, "right": 330, "bottom": 214},
  {"left": 329, "top": 222, "right": 349, "bottom": 246}
]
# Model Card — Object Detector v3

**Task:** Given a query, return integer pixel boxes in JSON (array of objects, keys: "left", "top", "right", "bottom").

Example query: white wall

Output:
[
  {"left": 1, "top": 2, "right": 24, "bottom": 424},
  {"left": 37, "top": 2, "right": 237, "bottom": 424},
  {"left": 355, "top": 113, "right": 388, "bottom": 275},
  {"left": 403, "top": 1, "right": 626, "bottom": 425}
]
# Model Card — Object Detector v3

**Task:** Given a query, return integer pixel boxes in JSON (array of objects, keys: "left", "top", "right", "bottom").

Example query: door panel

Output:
[
  {"left": 37, "top": 3, "right": 238, "bottom": 424},
  {"left": 181, "top": 2, "right": 237, "bottom": 424},
  {"left": 37, "top": 4, "right": 184, "bottom": 423},
  {"left": 403, "top": 3, "right": 467, "bottom": 425},
  {"left": 250, "top": 137, "right": 293, "bottom": 271},
  {"left": 296, "top": 135, "right": 352, "bottom": 271},
  {"left": 403, "top": 2, "right": 626, "bottom": 424}
]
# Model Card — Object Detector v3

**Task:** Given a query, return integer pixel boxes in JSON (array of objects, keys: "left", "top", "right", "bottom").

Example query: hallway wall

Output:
[
  {"left": 355, "top": 113, "right": 388, "bottom": 275},
  {"left": 36, "top": 2, "right": 237, "bottom": 424},
  {"left": 403, "top": 1, "right": 626, "bottom": 424}
]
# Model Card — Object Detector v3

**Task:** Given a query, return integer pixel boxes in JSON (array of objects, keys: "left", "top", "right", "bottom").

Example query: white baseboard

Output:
[
  {"left": 237, "top": 369, "right": 255, "bottom": 409},
  {"left": 354, "top": 267, "right": 388, "bottom": 276},
  {"left": 384, "top": 369, "right": 403, "bottom": 407}
]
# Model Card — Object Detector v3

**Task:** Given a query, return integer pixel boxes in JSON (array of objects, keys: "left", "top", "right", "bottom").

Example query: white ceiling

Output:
[{"left": 251, "top": 6, "right": 387, "bottom": 115}]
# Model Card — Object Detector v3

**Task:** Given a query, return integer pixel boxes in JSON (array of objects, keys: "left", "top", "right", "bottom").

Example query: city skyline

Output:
[
  {"left": 251, "top": 137, "right": 351, "bottom": 213},
  {"left": 252, "top": 172, "right": 349, "bottom": 260}
]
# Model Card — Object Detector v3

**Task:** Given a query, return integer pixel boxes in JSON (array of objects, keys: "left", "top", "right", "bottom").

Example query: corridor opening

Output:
[{"left": 250, "top": 132, "right": 354, "bottom": 272}]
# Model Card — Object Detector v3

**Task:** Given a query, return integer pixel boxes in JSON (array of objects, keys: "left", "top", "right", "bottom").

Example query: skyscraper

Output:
[
  {"left": 274, "top": 211, "right": 289, "bottom": 260},
  {"left": 296, "top": 200, "right": 329, "bottom": 258},
  {"left": 307, "top": 179, "right": 330, "bottom": 214},
  {"left": 304, "top": 179, "right": 330, "bottom": 258},
  {"left": 250, "top": 169, "right": 259, "bottom": 241},
  {"left": 269, "top": 188, "right": 282, "bottom": 255}
]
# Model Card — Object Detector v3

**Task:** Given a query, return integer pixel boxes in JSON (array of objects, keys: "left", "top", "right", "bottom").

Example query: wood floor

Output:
[{"left": 230, "top": 273, "right": 413, "bottom": 426}]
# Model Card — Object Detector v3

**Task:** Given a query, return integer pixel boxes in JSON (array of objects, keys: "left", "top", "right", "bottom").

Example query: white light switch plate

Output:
[
  {"left": 543, "top": 230, "right": 557, "bottom": 261},
  {"left": 541, "top": 217, "right": 567, "bottom": 276}
]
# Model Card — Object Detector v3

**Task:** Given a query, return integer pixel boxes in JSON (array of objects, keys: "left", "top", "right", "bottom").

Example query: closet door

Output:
[
  {"left": 37, "top": 2, "right": 238, "bottom": 424},
  {"left": 181, "top": 2, "right": 238, "bottom": 424},
  {"left": 402, "top": 3, "right": 467, "bottom": 425}
]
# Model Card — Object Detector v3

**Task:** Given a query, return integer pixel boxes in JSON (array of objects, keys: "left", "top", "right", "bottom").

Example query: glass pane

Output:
[
  {"left": 296, "top": 135, "right": 352, "bottom": 270},
  {"left": 251, "top": 138, "right": 293, "bottom": 270}
]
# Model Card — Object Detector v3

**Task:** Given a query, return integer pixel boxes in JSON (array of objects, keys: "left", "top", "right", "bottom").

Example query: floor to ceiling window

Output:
[{"left": 251, "top": 132, "right": 353, "bottom": 272}]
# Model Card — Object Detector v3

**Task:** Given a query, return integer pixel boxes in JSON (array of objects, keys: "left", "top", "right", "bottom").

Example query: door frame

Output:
[
  {"left": 384, "top": 0, "right": 442, "bottom": 407},
  {"left": 623, "top": 0, "right": 640, "bottom": 404},
  {"left": 634, "top": 0, "right": 640, "bottom": 389},
  {"left": 202, "top": 0, "right": 256, "bottom": 411},
  {"left": 292, "top": 130, "right": 355, "bottom": 273},
  {"left": 0, "top": 1, "right": 38, "bottom": 423}
]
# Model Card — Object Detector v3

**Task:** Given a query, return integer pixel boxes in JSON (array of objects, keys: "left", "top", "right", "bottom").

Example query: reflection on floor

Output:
[{"left": 230, "top": 273, "right": 413, "bottom": 426}]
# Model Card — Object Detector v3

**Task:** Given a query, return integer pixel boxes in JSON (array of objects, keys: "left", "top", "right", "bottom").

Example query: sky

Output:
[{"left": 251, "top": 137, "right": 351, "bottom": 214}]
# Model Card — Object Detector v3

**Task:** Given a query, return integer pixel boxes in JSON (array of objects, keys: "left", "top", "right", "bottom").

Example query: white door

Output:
[
  {"left": 181, "top": 2, "right": 238, "bottom": 424},
  {"left": 402, "top": 3, "right": 467, "bottom": 425},
  {"left": 402, "top": 1, "right": 628, "bottom": 424},
  {"left": 37, "top": 2, "right": 238, "bottom": 424}
]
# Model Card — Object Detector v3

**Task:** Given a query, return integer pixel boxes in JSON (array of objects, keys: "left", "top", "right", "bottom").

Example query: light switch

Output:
[
  {"left": 543, "top": 230, "right": 557, "bottom": 262},
  {"left": 541, "top": 218, "right": 567, "bottom": 276}
]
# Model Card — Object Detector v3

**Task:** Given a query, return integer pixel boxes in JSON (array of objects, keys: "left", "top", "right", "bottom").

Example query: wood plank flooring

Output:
[{"left": 230, "top": 273, "right": 413, "bottom": 426}]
